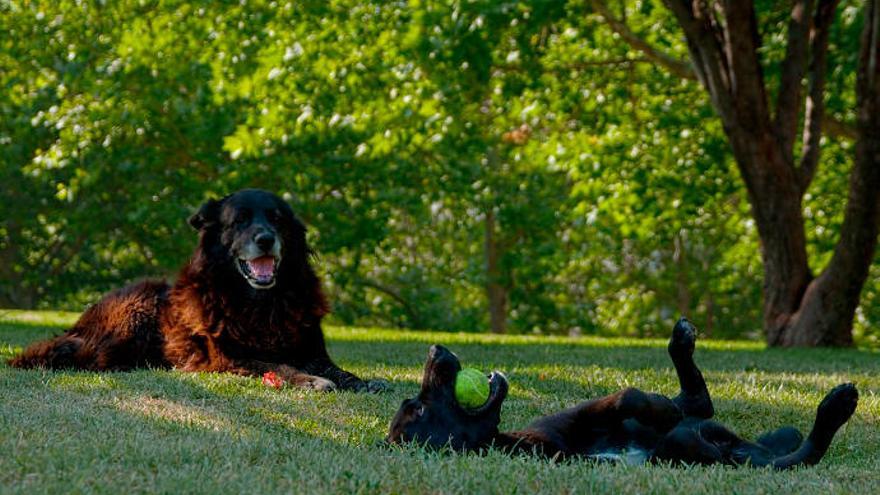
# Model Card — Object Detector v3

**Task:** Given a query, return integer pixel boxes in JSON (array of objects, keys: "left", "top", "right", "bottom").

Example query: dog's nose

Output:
[{"left": 255, "top": 232, "right": 276, "bottom": 251}]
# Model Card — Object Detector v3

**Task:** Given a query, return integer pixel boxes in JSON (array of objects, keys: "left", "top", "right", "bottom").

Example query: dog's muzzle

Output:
[
  {"left": 236, "top": 233, "right": 282, "bottom": 289},
  {"left": 236, "top": 255, "right": 280, "bottom": 288}
]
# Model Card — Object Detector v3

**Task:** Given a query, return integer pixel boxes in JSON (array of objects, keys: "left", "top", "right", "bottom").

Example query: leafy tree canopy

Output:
[{"left": 1, "top": 0, "right": 876, "bottom": 344}]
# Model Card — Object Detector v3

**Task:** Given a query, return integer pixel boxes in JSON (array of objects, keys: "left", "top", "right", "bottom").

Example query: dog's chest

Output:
[
  {"left": 586, "top": 447, "right": 650, "bottom": 465},
  {"left": 217, "top": 317, "right": 307, "bottom": 361}
]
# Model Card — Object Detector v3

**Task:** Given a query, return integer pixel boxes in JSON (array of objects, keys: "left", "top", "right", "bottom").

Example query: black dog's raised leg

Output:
[
  {"left": 554, "top": 388, "right": 685, "bottom": 434},
  {"left": 770, "top": 383, "right": 858, "bottom": 469},
  {"left": 522, "top": 387, "right": 685, "bottom": 456},
  {"left": 668, "top": 317, "right": 714, "bottom": 419}
]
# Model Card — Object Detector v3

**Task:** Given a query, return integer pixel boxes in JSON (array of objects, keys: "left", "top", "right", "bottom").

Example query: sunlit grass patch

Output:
[{"left": 0, "top": 309, "right": 80, "bottom": 327}]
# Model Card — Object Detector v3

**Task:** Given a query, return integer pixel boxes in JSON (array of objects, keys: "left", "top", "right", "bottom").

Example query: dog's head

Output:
[
  {"left": 386, "top": 345, "right": 508, "bottom": 451},
  {"left": 188, "top": 189, "right": 308, "bottom": 290}
]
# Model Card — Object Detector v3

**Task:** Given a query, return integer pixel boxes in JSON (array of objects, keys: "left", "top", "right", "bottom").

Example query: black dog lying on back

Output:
[{"left": 387, "top": 318, "right": 858, "bottom": 468}]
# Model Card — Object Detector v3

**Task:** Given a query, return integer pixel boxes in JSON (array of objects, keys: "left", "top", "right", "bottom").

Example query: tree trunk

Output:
[
  {"left": 658, "top": 0, "right": 880, "bottom": 346},
  {"left": 775, "top": 1, "right": 880, "bottom": 346},
  {"left": 704, "top": 288, "right": 714, "bottom": 338},
  {"left": 485, "top": 207, "right": 508, "bottom": 334},
  {"left": 724, "top": 132, "right": 813, "bottom": 345},
  {"left": 0, "top": 220, "right": 36, "bottom": 309},
  {"left": 673, "top": 232, "right": 691, "bottom": 316}
]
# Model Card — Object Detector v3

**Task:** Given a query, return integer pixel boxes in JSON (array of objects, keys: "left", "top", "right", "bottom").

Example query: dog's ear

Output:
[{"left": 188, "top": 198, "right": 221, "bottom": 230}]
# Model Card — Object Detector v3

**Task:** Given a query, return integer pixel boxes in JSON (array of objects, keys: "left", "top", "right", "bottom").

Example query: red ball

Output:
[{"left": 262, "top": 371, "right": 284, "bottom": 389}]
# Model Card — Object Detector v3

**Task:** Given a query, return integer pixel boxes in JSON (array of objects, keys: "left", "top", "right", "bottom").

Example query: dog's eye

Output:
[
  {"left": 266, "top": 209, "right": 281, "bottom": 222},
  {"left": 408, "top": 402, "right": 425, "bottom": 417},
  {"left": 234, "top": 210, "right": 251, "bottom": 225},
  {"left": 402, "top": 399, "right": 424, "bottom": 417}
]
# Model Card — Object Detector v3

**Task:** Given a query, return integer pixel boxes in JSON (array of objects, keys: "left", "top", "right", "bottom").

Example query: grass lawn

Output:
[{"left": 1, "top": 310, "right": 878, "bottom": 494}]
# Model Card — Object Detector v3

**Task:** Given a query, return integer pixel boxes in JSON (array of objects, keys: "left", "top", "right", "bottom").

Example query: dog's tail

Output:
[{"left": 7, "top": 334, "right": 96, "bottom": 370}]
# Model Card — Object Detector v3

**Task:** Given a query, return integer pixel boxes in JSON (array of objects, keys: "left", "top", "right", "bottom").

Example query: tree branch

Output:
[
  {"left": 588, "top": 0, "right": 695, "bottom": 80},
  {"left": 496, "top": 57, "right": 655, "bottom": 75},
  {"left": 798, "top": 0, "right": 841, "bottom": 192},
  {"left": 596, "top": 0, "right": 856, "bottom": 142},
  {"left": 824, "top": 115, "right": 857, "bottom": 140},
  {"left": 358, "top": 280, "right": 422, "bottom": 328},
  {"left": 815, "top": 0, "right": 880, "bottom": 313},
  {"left": 661, "top": 0, "right": 734, "bottom": 122},
  {"left": 721, "top": 1, "right": 772, "bottom": 134},
  {"left": 776, "top": 0, "right": 816, "bottom": 160}
]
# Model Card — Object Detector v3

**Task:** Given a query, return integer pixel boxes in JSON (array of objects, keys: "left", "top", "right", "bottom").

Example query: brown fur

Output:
[{"left": 9, "top": 189, "right": 380, "bottom": 392}]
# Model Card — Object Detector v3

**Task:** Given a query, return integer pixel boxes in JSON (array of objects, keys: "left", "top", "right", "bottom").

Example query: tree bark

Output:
[
  {"left": 0, "top": 220, "right": 37, "bottom": 309},
  {"left": 485, "top": 207, "right": 508, "bottom": 334},
  {"left": 673, "top": 232, "right": 691, "bottom": 316},
  {"left": 704, "top": 288, "right": 715, "bottom": 338},
  {"left": 725, "top": 131, "right": 813, "bottom": 345}
]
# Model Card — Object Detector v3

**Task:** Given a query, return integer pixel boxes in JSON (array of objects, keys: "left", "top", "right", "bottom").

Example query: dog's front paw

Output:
[
  {"left": 345, "top": 379, "right": 390, "bottom": 393},
  {"left": 365, "top": 379, "right": 391, "bottom": 393},
  {"left": 301, "top": 375, "right": 338, "bottom": 392}
]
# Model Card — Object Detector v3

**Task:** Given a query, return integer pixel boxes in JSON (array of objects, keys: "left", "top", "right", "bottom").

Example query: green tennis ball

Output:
[{"left": 454, "top": 368, "right": 490, "bottom": 409}]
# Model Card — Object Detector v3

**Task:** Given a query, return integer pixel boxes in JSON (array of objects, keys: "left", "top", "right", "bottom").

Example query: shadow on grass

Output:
[{"left": 3, "top": 367, "right": 391, "bottom": 453}]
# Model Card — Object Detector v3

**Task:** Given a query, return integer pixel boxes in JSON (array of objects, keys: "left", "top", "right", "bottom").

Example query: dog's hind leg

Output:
[
  {"left": 7, "top": 334, "right": 96, "bottom": 369},
  {"left": 7, "top": 280, "right": 168, "bottom": 371},
  {"left": 769, "top": 383, "right": 858, "bottom": 469},
  {"left": 651, "top": 426, "right": 724, "bottom": 465},
  {"left": 7, "top": 327, "right": 152, "bottom": 371},
  {"left": 654, "top": 420, "right": 776, "bottom": 467},
  {"left": 695, "top": 419, "right": 777, "bottom": 466},
  {"left": 668, "top": 317, "right": 714, "bottom": 419},
  {"left": 547, "top": 387, "right": 685, "bottom": 436},
  {"left": 756, "top": 426, "right": 804, "bottom": 457}
]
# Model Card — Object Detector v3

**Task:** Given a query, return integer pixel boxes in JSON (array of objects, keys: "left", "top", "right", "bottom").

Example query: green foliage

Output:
[
  {"left": 0, "top": 1, "right": 877, "bottom": 341},
  {"left": 1, "top": 312, "right": 879, "bottom": 493}
]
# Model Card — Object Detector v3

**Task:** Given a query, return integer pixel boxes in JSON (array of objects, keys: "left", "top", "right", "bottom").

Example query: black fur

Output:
[{"left": 388, "top": 318, "right": 857, "bottom": 469}]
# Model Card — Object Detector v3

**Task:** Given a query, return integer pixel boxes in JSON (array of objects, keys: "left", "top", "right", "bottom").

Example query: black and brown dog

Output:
[
  {"left": 9, "top": 189, "right": 385, "bottom": 392},
  {"left": 388, "top": 318, "right": 858, "bottom": 468}
]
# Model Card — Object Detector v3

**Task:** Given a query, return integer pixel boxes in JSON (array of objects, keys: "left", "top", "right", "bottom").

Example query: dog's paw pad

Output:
[
  {"left": 816, "top": 383, "right": 858, "bottom": 430},
  {"left": 669, "top": 317, "right": 697, "bottom": 355}
]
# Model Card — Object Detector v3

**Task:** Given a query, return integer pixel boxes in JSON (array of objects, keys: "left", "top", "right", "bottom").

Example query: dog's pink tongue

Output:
[{"left": 247, "top": 256, "right": 275, "bottom": 279}]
